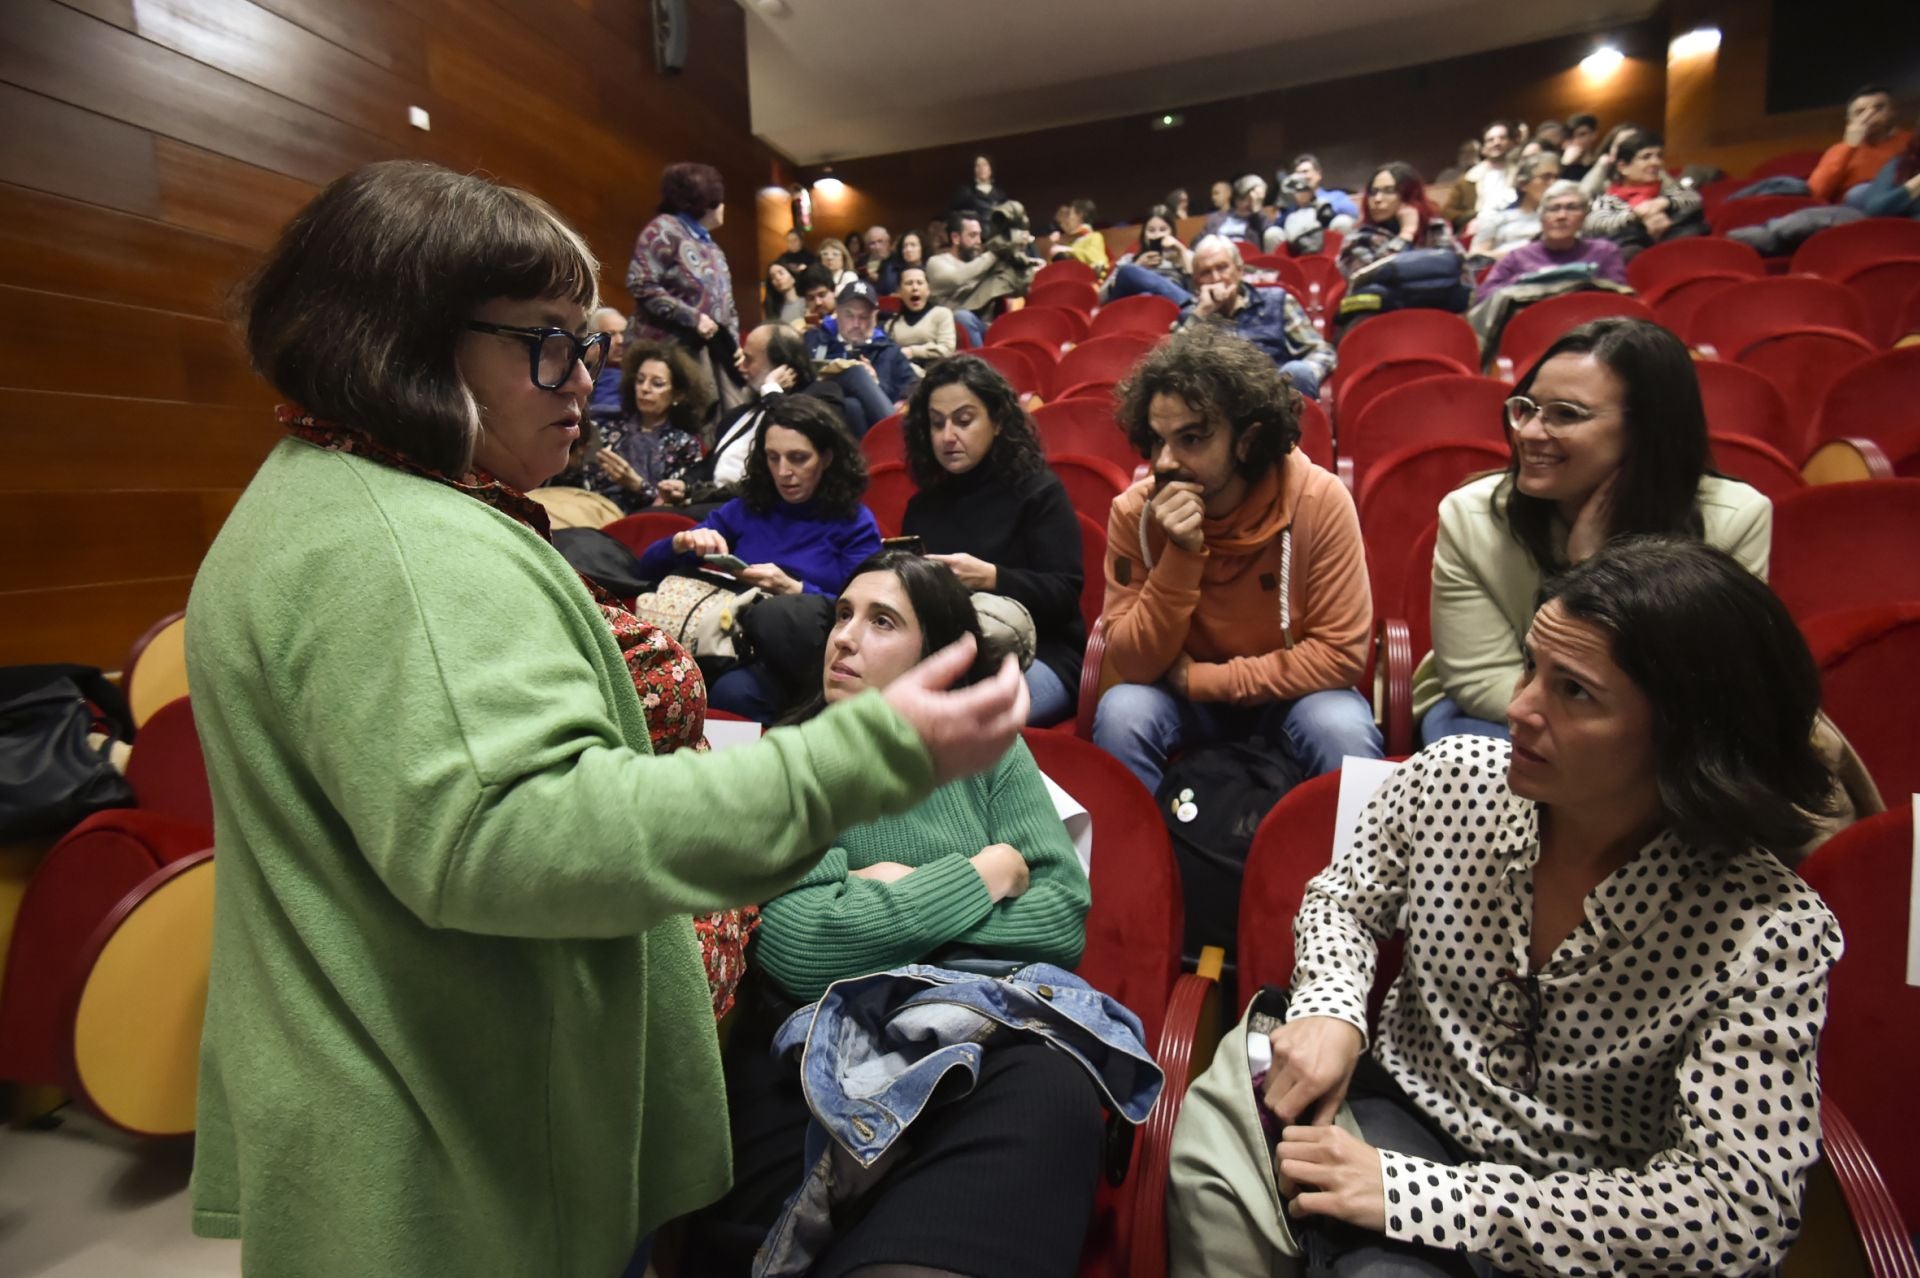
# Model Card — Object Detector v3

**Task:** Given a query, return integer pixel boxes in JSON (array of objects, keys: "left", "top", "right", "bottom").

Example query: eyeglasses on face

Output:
[
  {"left": 1483, "top": 967, "right": 1543, "bottom": 1096},
  {"left": 1504, "top": 395, "right": 1610, "bottom": 435},
  {"left": 466, "top": 321, "right": 611, "bottom": 390}
]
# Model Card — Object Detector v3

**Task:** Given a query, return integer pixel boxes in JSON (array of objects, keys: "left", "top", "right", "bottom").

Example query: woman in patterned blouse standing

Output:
[
  {"left": 626, "top": 161, "right": 747, "bottom": 413},
  {"left": 1172, "top": 537, "right": 1842, "bottom": 1278}
]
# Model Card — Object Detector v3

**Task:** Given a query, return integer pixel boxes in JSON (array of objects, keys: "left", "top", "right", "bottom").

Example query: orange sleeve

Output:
[
  {"left": 1184, "top": 474, "right": 1372, "bottom": 704},
  {"left": 1100, "top": 486, "right": 1203, "bottom": 685},
  {"left": 1807, "top": 142, "right": 1854, "bottom": 204}
]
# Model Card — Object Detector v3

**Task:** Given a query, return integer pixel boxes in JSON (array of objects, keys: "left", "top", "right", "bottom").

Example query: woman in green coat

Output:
[{"left": 184, "top": 160, "right": 1029, "bottom": 1277}]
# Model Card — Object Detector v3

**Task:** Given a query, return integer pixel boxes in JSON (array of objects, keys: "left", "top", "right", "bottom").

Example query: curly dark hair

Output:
[
  {"left": 618, "top": 339, "right": 712, "bottom": 432},
  {"left": 1115, "top": 326, "right": 1300, "bottom": 478},
  {"left": 742, "top": 394, "right": 867, "bottom": 518},
  {"left": 1540, "top": 536, "right": 1834, "bottom": 859},
  {"left": 900, "top": 355, "right": 1046, "bottom": 490},
  {"left": 658, "top": 162, "right": 724, "bottom": 218}
]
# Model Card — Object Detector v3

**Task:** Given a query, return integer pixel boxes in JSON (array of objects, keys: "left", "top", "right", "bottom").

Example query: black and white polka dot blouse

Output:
[{"left": 1289, "top": 735, "right": 1843, "bottom": 1277}]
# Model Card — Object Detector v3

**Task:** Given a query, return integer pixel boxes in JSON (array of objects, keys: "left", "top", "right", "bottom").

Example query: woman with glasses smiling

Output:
[
  {"left": 1181, "top": 536, "right": 1841, "bottom": 1278},
  {"left": 181, "top": 160, "right": 1032, "bottom": 1277},
  {"left": 1411, "top": 317, "right": 1768, "bottom": 745}
]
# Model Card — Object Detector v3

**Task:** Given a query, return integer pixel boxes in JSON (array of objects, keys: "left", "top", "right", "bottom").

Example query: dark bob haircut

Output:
[
  {"left": 658, "top": 162, "right": 725, "bottom": 218},
  {"left": 742, "top": 394, "right": 867, "bottom": 519},
  {"left": 1499, "top": 317, "right": 1709, "bottom": 572},
  {"left": 782, "top": 550, "right": 991, "bottom": 725},
  {"left": 901, "top": 355, "right": 1047, "bottom": 490},
  {"left": 618, "top": 340, "right": 712, "bottom": 433},
  {"left": 1116, "top": 325, "right": 1300, "bottom": 478},
  {"left": 1538, "top": 536, "right": 1833, "bottom": 858},
  {"left": 243, "top": 161, "right": 597, "bottom": 478}
]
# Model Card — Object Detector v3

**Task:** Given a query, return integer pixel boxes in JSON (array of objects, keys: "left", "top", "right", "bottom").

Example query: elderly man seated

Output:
[
  {"left": 1471, "top": 180, "right": 1627, "bottom": 303},
  {"left": 1177, "top": 236, "right": 1335, "bottom": 399}
]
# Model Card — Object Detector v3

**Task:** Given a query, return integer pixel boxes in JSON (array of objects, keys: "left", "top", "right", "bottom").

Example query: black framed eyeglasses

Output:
[
  {"left": 1483, "top": 968, "right": 1543, "bottom": 1096},
  {"left": 466, "top": 321, "right": 611, "bottom": 390}
]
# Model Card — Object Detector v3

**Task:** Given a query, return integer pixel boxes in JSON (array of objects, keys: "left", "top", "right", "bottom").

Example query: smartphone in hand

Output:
[{"left": 703, "top": 553, "right": 750, "bottom": 574}]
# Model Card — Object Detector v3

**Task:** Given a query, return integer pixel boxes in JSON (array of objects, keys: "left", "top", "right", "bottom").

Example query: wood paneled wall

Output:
[
  {"left": 0, "top": 0, "right": 772, "bottom": 669},
  {"left": 784, "top": 21, "right": 1670, "bottom": 269}
]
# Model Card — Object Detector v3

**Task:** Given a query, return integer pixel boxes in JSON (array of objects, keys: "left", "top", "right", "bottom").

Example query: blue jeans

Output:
[
  {"left": 1278, "top": 358, "right": 1322, "bottom": 400},
  {"left": 1416, "top": 695, "right": 1509, "bottom": 748},
  {"left": 1105, "top": 263, "right": 1193, "bottom": 306},
  {"left": 708, "top": 662, "right": 785, "bottom": 725},
  {"left": 831, "top": 365, "right": 893, "bottom": 438},
  {"left": 1025, "top": 661, "right": 1074, "bottom": 728},
  {"left": 1092, "top": 682, "right": 1381, "bottom": 794},
  {"left": 1843, "top": 181, "right": 1876, "bottom": 212},
  {"left": 952, "top": 308, "right": 988, "bottom": 348}
]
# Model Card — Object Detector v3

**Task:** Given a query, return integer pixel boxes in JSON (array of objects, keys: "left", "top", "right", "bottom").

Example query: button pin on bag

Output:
[{"left": 1173, "top": 787, "right": 1198, "bottom": 824}]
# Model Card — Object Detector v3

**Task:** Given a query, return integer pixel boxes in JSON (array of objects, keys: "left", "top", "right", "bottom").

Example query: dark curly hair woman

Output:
[
  {"left": 901, "top": 355, "right": 1085, "bottom": 725},
  {"left": 638, "top": 394, "right": 882, "bottom": 720}
]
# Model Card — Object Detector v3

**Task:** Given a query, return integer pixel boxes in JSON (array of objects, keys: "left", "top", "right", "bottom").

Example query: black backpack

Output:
[{"left": 1156, "top": 738, "right": 1304, "bottom": 961}]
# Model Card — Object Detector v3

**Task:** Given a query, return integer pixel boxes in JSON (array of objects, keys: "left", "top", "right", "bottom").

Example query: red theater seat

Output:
[
  {"left": 988, "top": 306, "right": 1084, "bottom": 348},
  {"left": 601, "top": 511, "right": 695, "bottom": 557},
  {"left": 1049, "top": 453, "right": 1130, "bottom": 527},
  {"left": 1625, "top": 236, "right": 1765, "bottom": 301},
  {"left": 1812, "top": 346, "right": 1920, "bottom": 470},
  {"left": 1803, "top": 603, "right": 1920, "bottom": 803},
  {"left": 1050, "top": 335, "right": 1156, "bottom": 401},
  {"left": 1769, "top": 479, "right": 1920, "bottom": 622},
  {"left": 1844, "top": 258, "right": 1920, "bottom": 348},
  {"left": 1707, "top": 432, "right": 1805, "bottom": 502},
  {"left": 862, "top": 461, "right": 914, "bottom": 536},
  {"left": 1495, "top": 292, "right": 1656, "bottom": 379},
  {"left": 1032, "top": 397, "right": 1139, "bottom": 473},
  {"left": 1691, "top": 277, "right": 1873, "bottom": 356},
  {"left": 1788, "top": 218, "right": 1920, "bottom": 281},
  {"left": 1341, "top": 373, "right": 1505, "bottom": 488},
  {"left": 1357, "top": 440, "right": 1507, "bottom": 632},
  {"left": 1088, "top": 294, "right": 1179, "bottom": 339},
  {"left": 1693, "top": 358, "right": 1802, "bottom": 458}
]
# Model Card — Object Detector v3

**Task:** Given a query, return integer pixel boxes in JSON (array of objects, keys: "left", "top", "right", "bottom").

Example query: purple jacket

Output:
[{"left": 1473, "top": 237, "right": 1627, "bottom": 303}]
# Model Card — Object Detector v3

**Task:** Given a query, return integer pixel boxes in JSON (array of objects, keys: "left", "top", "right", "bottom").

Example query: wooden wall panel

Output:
[{"left": 0, "top": 0, "right": 773, "bottom": 668}]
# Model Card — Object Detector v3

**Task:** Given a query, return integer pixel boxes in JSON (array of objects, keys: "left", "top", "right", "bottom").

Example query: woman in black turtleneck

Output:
[{"left": 901, "top": 356, "right": 1084, "bottom": 726}]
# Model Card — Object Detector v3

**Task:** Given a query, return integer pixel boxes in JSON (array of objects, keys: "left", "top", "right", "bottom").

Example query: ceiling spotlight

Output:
[
  {"left": 1150, "top": 112, "right": 1186, "bottom": 132},
  {"left": 813, "top": 173, "right": 844, "bottom": 197},
  {"left": 1580, "top": 45, "right": 1625, "bottom": 77},
  {"left": 1669, "top": 27, "right": 1721, "bottom": 59}
]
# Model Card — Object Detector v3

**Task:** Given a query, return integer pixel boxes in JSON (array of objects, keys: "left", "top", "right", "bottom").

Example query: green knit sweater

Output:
[
  {"left": 183, "top": 438, "right": 936, "bottom": 1278},
  {"left": 753, "top": 737, "right": 1090, "bottom": 1000}
]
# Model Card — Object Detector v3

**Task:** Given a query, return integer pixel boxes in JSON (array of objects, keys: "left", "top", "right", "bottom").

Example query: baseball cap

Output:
[{"left": 835, "top": 281, "right": 878, "bottom": 309}]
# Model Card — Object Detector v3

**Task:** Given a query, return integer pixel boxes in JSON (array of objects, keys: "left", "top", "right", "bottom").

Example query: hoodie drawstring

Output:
[{"left": 1137, "top": 507, "right": 1293, "bottom": 650}]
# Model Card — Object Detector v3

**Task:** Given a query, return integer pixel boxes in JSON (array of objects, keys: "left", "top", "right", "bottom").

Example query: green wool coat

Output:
[{"left": 185, "top": 438, "right": 935, "bottom": 1276}]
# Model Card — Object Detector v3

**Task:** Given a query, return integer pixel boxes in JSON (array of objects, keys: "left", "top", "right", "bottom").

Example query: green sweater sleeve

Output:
[
  {"left": 285, "top": 458, "right": 936, "bottom": 939},
  {"left": 752, "top": 739, "right": 1089, "bottom": 1000},
  {"left": 952, "top": 741, "right": 1090, "bottom": 964}
]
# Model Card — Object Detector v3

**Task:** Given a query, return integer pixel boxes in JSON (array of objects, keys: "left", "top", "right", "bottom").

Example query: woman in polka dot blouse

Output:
[{"left": 1265, "top": 538, "right": 1842, "bottom": 1277}]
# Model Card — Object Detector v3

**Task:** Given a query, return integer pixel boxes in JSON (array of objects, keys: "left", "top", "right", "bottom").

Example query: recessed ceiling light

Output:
[
  {"left": 1580, "top": 45, "right": 1624, "bottom": 77},
  {"left": 1669, "top": 27, "right": 1721, "bottom": 59}
]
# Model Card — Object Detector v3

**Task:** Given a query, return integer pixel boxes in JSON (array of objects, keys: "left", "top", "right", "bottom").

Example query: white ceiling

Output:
[{"left": 739, "top": 0, "right": 1660, "bottom": 165}]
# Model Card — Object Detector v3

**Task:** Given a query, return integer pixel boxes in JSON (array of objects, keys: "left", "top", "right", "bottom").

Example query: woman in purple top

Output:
[{"left": 1473, "top": 181, "right": 1627, "bottom": 304}]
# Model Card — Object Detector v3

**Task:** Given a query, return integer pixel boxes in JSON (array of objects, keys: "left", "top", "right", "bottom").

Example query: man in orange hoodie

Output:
[{"left": 1092, "top": 327, "right": 1381, "bottom": 793}]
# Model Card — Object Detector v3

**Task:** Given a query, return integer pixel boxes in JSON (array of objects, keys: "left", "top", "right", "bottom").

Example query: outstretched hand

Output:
[{"left": 882, "top": 637, "right": 1030, "bottom": 784}]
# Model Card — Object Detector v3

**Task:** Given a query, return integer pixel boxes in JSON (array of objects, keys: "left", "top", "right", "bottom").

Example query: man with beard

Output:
[
  {"left": 925, "top": 211, "right": 1002, "bottom": 348},
  {"left": 1092, "top": 326, "right": 1379, "bottom": 794}
]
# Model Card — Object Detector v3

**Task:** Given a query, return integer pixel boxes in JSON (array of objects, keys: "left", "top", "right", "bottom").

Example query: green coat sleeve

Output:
[{"left": 286, "top": 472, "right": 935, "bottom": 940}]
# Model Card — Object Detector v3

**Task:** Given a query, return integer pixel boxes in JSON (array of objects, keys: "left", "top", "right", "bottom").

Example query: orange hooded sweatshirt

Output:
[{"left": 1101, "top": 454, "right": 1371, "bottom": 704}]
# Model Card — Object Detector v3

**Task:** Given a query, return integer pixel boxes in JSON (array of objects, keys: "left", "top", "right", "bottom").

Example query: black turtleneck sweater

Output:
[{"left": 902, "top": 451, "right": 1086, "bottom": 695}]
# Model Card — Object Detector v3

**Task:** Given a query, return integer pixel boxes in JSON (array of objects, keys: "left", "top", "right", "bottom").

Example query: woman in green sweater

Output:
[
  {"left": 183, "top": 161, "right": 1032, "bottom": 1278},
  {"left": 690, "top": 551, "right": 1103, "bottom": 1276}
]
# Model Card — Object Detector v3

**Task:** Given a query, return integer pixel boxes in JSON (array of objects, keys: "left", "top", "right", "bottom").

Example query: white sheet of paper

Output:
[
  {"left": 1041, "top": 773, "right": 1094, "bottom": 878},
  {"left": 703, "top": 718, "right": 764, "bottom": 752},
  {"left": 1332, "top": 756, "right": 1402, "bottom": 863},
  {"left": 1907, "top": 793, "right": 1920, "bottom": 987}
]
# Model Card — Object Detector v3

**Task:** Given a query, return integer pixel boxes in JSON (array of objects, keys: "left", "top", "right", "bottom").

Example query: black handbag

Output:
[
  {"left": 0, "top": 666, "right": 137, "bottom": 840},
  {"left": 1156, "top": 738, "right": 1305, "bottom": 960}
]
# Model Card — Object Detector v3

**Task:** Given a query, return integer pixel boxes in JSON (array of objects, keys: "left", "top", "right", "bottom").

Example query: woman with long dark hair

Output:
[
  {"left": 1337, "top": 161, "right": 1459, "bottom": 280},
  {"left": 762, "top": 261, "right": 804, "bottom": 326},
  {"left": 901, "top": 355, "right": 1086, "bottom": 725},
  {"left": 693, "top": 549, "right": 1100, "bottom": 1276},
  {"left": 1414, "top": 317, "right": 1768, "bottom": 743}
]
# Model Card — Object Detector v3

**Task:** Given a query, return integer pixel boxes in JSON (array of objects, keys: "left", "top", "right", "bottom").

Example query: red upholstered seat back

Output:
[
  {"left": 1804, "top": 603, "right": 1920, "bottom": 803},
  {"left": 1769, "top": 479, "right": 1920, "bottom": 621}
]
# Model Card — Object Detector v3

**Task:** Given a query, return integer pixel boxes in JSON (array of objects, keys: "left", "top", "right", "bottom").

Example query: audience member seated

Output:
[
  {"left": 1860, "top": 120, "right": 1920, "bottom": 219},
  {"left": 884, "top": 265, "right": 957, "bottom": 371},
  {"left": 879, "top": 228, "right": 926, "bottom": 296},
  {"left": 901, "top": 356, "right": 1086, "bottom": 726},
  {"left": 1203, "top": 174, "right": 1274, "bottom": 248},
  {"left": 773, "top": 227, "right": 816, "bottom": 277},
  {"left": 1557, "top": 111, "right": 1600, "bottom": 181},
  {"left": 1050, "top": 198, "right": 1110, "bottom": 280},
  {"left": 1472, "top": 180, "right": 1626, "bottom": 303},
  {"left": 1104, "top": 205, "right": 1196, "bottom": 305},
  {"left": 1464, "top": 118, "right": 1518, "bottom": 219},
  {"left": 1530, "top": 117, "right": 1567, "bottom": 155},
  {"left": 1180, "top": 237, "right": 1337, "bottom": 398},
  {"left": 1208, "top": 178, "right": 1234, "bottom": 215},
  {"left": 1275, "top": 172, "right": 1354, "bottom": 255},
  {"left": 581, "top": 340, "right": 709, "bottom": 515},
  {"left": 627, "top": 161, "right": 742, "bottom": 408},
  {"left": 586, "top": 305, "right": 628, "bottom": 422},
  {"left": 1288, "top": 152, "right": 1361, "bottom": 221},
  {"left": 806, "top": 280, "right": 916, "bottom": 433},
  {"left": 1338, "top": 162, "right": 1460, "bottom": 281},
  {"left": 925, "top": 214, "right": 951, "bottom": 257},
  {"left": 698, "top": 324, "right": 847, "bottom": 494},
  {"left": 640, "top": 396, "right": 881, "bottom": 721},
  {"left": 691, "top": 551, "right": 1097, "bottom": 1275},
  {"left": 1165, "top": 186, "right": 1192, "bottom": 220},
  {"left": 950, "top": 152, "right": 1009, "bottom": 224},
  {"left": 859, "top": 224, "right": 895, "bottom": 293},
  {"left": 815, "top": 238, "right": 858, "bottom": 292},
  {"left": 1174, "top": 535, "right": 1840, "bottom": 1278},
  {"left": 1467, "top": 150, "right": 1561, "bottom": 264},
  {"left": 927, "top": 211, "right": 1008, "bottom": 349},
  {"left": 1093, "top": 327, "right": 1378, "bottom": 793},
  {"left": 1579, "top": 128, "right": 1705, "bottom": 257},
  {"left": 1810, "top": 83, "right": 1911, "bottom": 206},
  {"left": 796, "top": 265, "right": 837, "bottom": 332},
  {"left": 1416, "top": 318, "right": 1767, "bottom": 744},
  {"left": 761, "top": 262, "right": 804, "bottom": 328}
]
